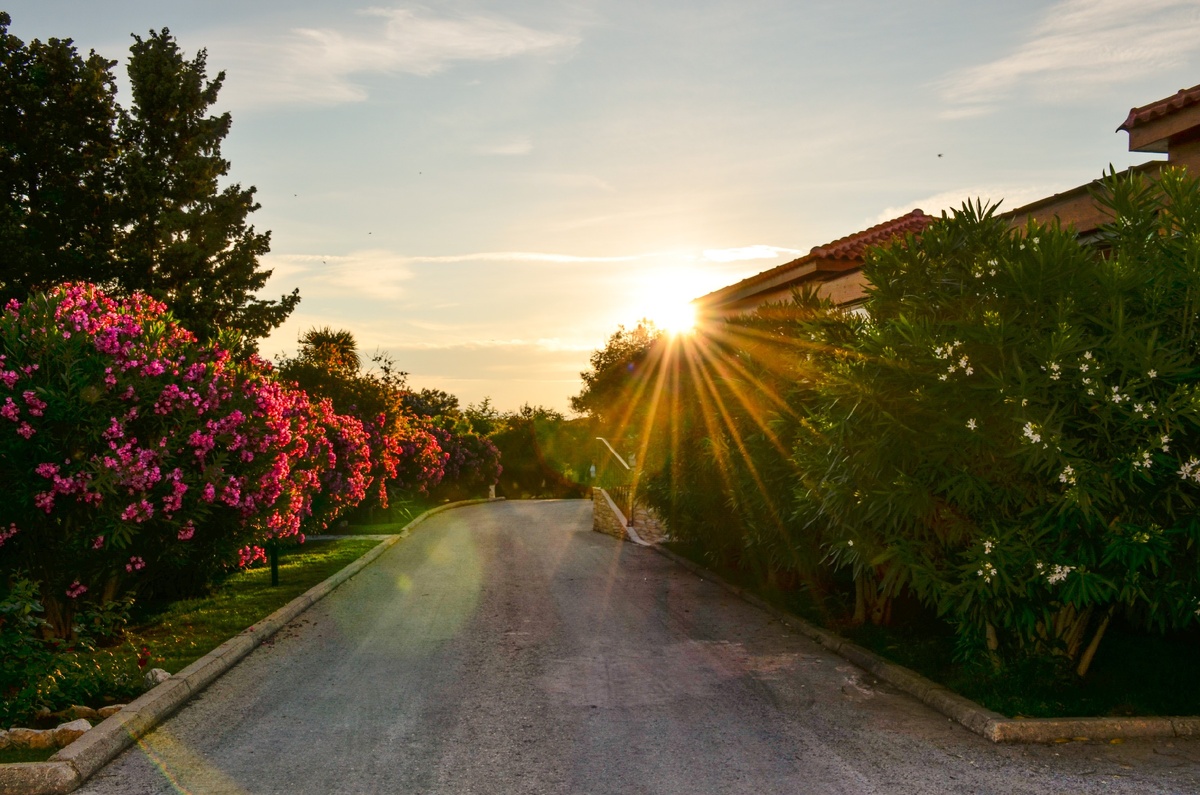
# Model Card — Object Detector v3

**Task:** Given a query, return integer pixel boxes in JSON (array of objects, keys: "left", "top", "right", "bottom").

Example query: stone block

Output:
[
  {"left": 0, "top": 761, "right": 80, "bottom": 795},
  {"left": 53, "top": 718, "right": 92, "bottom": 747},
  {"left": 7, "top": 727, "right": 56, "bottom": 750}
]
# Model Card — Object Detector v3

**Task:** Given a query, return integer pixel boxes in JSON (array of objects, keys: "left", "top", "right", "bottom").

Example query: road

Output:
[{"left": 78, "top": 500, "right": 1200, "bottom": 794}]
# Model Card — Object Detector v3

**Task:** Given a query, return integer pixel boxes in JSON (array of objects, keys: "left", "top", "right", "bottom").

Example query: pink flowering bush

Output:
[
  {"left": 428, "top": 425, "right": 501, "bottom": 501},
  {"left": 305, "top": 403, "right": 374, "bottom": 531},
  {"left": 388, "top": 414, "right": 447, "bottom": 495},
  {"left": 0, "top": 284, "right": 370, "bottom": 635}
]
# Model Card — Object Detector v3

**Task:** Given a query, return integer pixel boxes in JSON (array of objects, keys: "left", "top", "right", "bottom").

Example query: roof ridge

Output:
[
  {"left": 696, "top": 209, "right": 934, "bottom": 305},
  {"left": 1118, "top": 83, "right": 1200, "bottom": 132},
  {"left": 809, "top": 209, "right": 931, "bottom": 258}
]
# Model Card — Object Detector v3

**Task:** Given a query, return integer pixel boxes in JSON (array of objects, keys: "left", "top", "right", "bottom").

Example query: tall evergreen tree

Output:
[
  {"left": 118, "top": 28, "right": 298, "bottom": 343},
  {"left": 0, "top": 17, "right": 299, "bottom": 342},
  {"left": 0, "top": 12, "right": 121, "bottom": 301}
]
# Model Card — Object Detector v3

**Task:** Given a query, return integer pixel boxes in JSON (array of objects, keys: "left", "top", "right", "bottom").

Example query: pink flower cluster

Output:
[{"left": 0, "top": 283, "right": 417, "bottom": 611}]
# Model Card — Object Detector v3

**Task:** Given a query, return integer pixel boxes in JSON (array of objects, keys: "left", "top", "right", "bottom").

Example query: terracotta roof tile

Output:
[
  {"left": 809, "top": 209, "right": 933, "bottom": 260},
  {"left": 1118, "top": 83, "right": 1200, "bottom": 132},
  {"left": 697, "top": 209, "right": 933, "bottom": 306}
]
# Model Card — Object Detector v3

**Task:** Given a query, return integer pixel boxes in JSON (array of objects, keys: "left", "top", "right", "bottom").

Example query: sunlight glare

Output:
[
  {"left": 656, "top": 299, "right": 697, "bottom": 335},
  {"left": 637, "top": 268, "right": 700, "bottom": 335}
]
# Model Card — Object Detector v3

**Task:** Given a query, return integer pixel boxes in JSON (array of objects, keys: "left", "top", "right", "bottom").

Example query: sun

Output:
[
  {"left": 637, "top": 268, "right": 700, "bottom": 335},
  {"left": 652, "top": 298, "right": 697, "bottom": 335}
]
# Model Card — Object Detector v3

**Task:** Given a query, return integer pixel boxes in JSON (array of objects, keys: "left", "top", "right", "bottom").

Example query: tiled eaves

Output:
[
  {"left": 696, "top": 210, "right": 932, "bottom": 309},
  {"left": 1118, "top": 83, "right": 1200, "bottom": 132}
]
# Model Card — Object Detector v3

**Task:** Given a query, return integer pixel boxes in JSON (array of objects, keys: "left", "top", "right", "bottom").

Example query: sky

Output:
[{"left": 6, "top": 1, "right": 1200, "bottom": 411}]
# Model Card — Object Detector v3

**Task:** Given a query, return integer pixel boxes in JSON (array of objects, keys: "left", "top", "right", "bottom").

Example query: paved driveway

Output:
[{"left": 78, "top": 500, "right": 1200, "bottom": 794}]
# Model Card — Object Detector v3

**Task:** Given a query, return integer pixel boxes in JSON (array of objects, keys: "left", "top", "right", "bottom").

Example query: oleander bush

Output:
[
  {"left": 635, "top": 168, "right": 1200, "bottom": 674},
  {"left": 0, "top": 284, "right": 376, "bottom": 636}
]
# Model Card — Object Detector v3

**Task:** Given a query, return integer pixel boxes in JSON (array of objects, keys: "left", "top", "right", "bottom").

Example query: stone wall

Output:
[
  {"left": 592, "top": 487, "right": 628, "bottom": 541},
  {"left": 629, "top": 504, "right": 667, "bottom": 544}
]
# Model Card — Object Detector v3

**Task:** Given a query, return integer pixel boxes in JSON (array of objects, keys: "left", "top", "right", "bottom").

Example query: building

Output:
[
  {"left": 694, "top": 210, "right": 934, "bottom": 318},
  {"left": 696, "top": 81, "right": 1200, "bottom": 318}
]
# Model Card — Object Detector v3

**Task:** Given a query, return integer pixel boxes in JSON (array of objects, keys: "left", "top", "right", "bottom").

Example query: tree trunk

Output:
[
  {"left": 1076, "top": 607, "right": 1114, "bottom": 677},
  {"left": 852, "top": 575, "right": 867, "bottom": 626}
]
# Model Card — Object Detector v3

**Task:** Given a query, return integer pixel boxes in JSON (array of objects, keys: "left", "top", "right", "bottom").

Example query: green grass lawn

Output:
[
  {"left": 320, "top": 497, "right": 440, "bottom": 534},
  {"left": 664, "top": 541, "right": 1200, "bottom": 719},
  {"left": 130, "top": 537, "right": 381, "bottom": 673},
  {"left": 0, "top": 537, "right": 382, "bottom": 766}
]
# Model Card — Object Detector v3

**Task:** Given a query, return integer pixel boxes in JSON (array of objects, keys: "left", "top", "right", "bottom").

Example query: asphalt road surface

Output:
[{"left": 78, "top": 500, "right": 1200, "bottom": 794}]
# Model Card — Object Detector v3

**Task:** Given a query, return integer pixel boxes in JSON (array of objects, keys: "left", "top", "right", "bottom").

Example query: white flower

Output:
[
  {"left": 1080, "top": 363, "right": 1089, "bottom": 372},
  {"left": 966, "top": 418, "right": 978, "bottom": 431},
  {"left": 1031, "top": 237, "right": 1040, "bottom": 244},
  {"left": 847, "top": 539, "right": 854, "bottom": 546},
  {"left": 1046, "top": 564, "right": 1074, "bottom": 585},
  {"left": 983, "top": 539, "right": 994, "bottom": 554},
  {"left": 1059, "top": 465, "right": 1076, "bottom": 484},
  {"left": 1035, "top": 561, "right": 1044, "bottom": 572},
  {"left": 965, "top": 366, "right": 974, "bottom": 375},
  {"left": 1021, "top": 398, "right": 1028, "bottom": 406},
  {"left": 1179, "top": 457, "right": 1200, "bottom": 483},
  {"left": 1083, "top": 351, "right": 1093, "bottom": 360},
  {"left": 938, "top": 374, "right": 948, "bottom": 381},
  {"left": 1148, "top": 369, "right": 1157, "bottom": 379},
  {"left": 1161, "top": 435, "right": 1171, "bottom": 452},
  {"left": 1022, "top": 422, "right": 1042, "bottom": 444},
  {"left": 1133, "top": 403, "right": 1143, "bottom": 413}
]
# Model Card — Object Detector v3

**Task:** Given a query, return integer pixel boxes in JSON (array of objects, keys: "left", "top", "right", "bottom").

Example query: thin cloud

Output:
[
  {"left": 281, "top": 250, "right": 667, "bottom": 266},
  {"left": 265, "top": 249, "right": 414, "bottom": 299},
  {"left": 939, "top": 0, "right": 1200, "bottom": 117},
  {"left": 211, "top": 7, "right": 578, "bottom": 107},
  {"left": 703, "top": 245, "right": 802, "bottom": 263}
]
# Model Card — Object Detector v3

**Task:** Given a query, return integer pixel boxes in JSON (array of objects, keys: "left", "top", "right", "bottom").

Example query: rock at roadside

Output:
[
  {"left": 97, "top": 704, "right": 126, "bottom": 719},
  {"left": 55, "top": 704, "right": 98, "bottom": 721},
  {"left": 143, "top": 667, "right": 172, "bottom": 688},
  {"left": 0, "top": 729, "right": 10, "bottom": 750},
  {"left": 53, "top": 719, "right": 92, "bottom": 747},
  {"left": 8, "top": 727, "right": 57, "bottom": 750}
]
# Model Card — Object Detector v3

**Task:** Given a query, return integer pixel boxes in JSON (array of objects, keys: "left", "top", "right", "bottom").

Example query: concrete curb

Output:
[
  {"left": 0, "top": 498, "right": 496, "bottom": 795},
  {"left": 648, "top": 543, "right": 1199, "bottom": 744}
]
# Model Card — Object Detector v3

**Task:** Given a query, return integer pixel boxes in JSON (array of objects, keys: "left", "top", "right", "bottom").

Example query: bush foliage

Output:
[{"left": 623, "top": 169, "right": 1200, "bottom": 674}]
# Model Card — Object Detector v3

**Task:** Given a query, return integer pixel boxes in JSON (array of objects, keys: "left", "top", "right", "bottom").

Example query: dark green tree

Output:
[
  {"left": 569, "top": 320, "right": 661, "bottom": 421},
  {"left": 0, "top": 12, "right": 121, "bottom": 300},
  {"left": 402, "top": 388, "right": 461, "bottom": 420},
  {"left": 117, "top": 28, "right": 297, "bottom": 343},
  {"left": 276, "top": 327, "right": 407, "bottom": 431}
]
